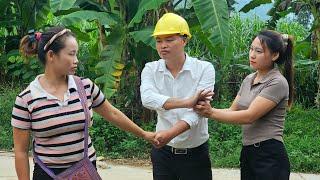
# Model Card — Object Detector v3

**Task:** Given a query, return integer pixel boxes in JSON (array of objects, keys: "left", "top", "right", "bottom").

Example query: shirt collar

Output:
[
  {"left": 158, "top": 54, "right": 195, "bottom": 78},
  {"left": 30, "top": 74, "right": 77, "bottom": 99},
  {"left": 251, "top": 67, "right": 280, "bottom": 85}
]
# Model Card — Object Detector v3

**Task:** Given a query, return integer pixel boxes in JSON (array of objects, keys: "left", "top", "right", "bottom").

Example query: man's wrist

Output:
[
  {"left": 166, "top": 128, "right": 177, "bottom": 140},
  {"left": 164, "top": 98, "right": 191, "bottom": 110},
  {"left": 182, "top": 98, "right": 192, "bottom": 108}
]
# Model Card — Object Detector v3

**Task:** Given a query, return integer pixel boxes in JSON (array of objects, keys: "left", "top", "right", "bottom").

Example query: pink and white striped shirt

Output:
[{"left": 11, "top": 75, "right": 105, "bottom": 168}]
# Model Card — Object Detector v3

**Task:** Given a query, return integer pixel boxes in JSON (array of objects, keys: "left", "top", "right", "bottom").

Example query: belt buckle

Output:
[
  {"left": 172, "top": 147, "right": 187, "bottom": 154},
  {"left": 254, "top": 142, "right": 260, "bottom": 148}
]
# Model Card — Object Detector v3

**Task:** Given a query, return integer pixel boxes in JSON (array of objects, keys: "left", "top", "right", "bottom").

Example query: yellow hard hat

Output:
[{"left": 152, "top": 13, "right": 191, "bottom": 39}]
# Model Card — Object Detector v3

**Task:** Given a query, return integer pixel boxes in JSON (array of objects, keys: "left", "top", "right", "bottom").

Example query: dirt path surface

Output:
[{"left": 1, "top": 151, "right": 319, "bottom": 180}]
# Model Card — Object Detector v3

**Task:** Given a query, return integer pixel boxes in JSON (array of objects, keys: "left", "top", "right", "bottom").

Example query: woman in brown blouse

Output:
[{"left": 194, "top": 30, "right": 294, "bottom": 180}]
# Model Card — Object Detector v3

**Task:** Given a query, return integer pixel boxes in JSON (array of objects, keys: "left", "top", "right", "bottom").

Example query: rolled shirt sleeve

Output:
[
  {"left": 182, "top": 62, "right": 215, "bottom": 129},
  {"left": 196, "top": 62, "right": 215, "bottom": 92},
  {"left": 140, "top": 64, "right": 170, "bottom": 111},
  {"left": 180, "top": 108, "right": 200, "bottom": 128}
]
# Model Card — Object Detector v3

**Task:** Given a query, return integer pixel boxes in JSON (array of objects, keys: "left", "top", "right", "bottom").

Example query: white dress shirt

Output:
[{"left": 140, "top": 54, "right": 215, "bottom": 148}]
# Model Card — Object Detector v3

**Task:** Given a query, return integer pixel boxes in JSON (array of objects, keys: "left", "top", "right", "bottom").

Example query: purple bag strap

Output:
[
  {"left": 33, "top": 76, "right": 90, "bottom": 178},
  {"left": 73, "top": 75, "right": 90, "bottom": 157}
]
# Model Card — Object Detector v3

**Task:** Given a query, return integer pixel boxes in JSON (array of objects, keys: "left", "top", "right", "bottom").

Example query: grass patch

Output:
[
  {"left": 207, "top": 104, "right": 320, "bottom": 173},
  {"left": 284, "top": 105, "right": 320, "bottom": 173},
  {"left": 208, "top": 121, "right": 241, "bottom": 168}
]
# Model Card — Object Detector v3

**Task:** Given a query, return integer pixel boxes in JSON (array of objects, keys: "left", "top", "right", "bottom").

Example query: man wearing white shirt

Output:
[{"left": 140, "top": 13, "right": 215, "bottom": 180}]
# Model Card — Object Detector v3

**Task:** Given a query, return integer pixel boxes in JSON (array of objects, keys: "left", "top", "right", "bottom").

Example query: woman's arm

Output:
[
  {"left": 229, "top": 95, "right": 240, "bottom": 111},
  {"left": 93, "top": 100, "right": 158, "bottom": 144},
  {"left": 13, "top": 127, "right": 30, "bottom": 180},
  {"left": 195, "top": 96, "right": 277, "bottom": 124}
]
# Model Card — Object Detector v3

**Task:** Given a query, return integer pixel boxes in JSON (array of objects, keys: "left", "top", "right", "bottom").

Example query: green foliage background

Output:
[{"left": 1, "top": 0, "right": 319, "bottom": 174}]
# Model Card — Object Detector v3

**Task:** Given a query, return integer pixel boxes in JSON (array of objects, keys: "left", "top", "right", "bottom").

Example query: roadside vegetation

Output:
[{"left": 1, "top": 0, "right": 319, "bottom": 173}]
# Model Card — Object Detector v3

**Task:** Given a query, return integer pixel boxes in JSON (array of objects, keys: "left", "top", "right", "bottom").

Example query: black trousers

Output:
[
  {"left": 151, "top": 141, "right": 212, "bottom": 180},
  {"left": 32, "top": 160, "right": 96, "bottom": 180},
  {"left": 240, "top": 139, "right": 290, "bottom": 180}
]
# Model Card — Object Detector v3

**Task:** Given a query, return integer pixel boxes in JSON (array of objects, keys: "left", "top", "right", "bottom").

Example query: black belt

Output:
[
  {"left": 244, "top": 139, "right": 281, "bottom": 148},
  {"left": 162, "top": 141, "right": 208, "bottom": 155}
]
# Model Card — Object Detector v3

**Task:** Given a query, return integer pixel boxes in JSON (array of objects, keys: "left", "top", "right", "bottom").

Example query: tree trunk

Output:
[
  {"left": 142, "top": 107, "right": 156, "bottom": 123},
  {"left": 314, "top": 28, "right": 320, "bottom": 108},
  {"left": 310, "top": 2, "right": 320, "bottom": 108}
]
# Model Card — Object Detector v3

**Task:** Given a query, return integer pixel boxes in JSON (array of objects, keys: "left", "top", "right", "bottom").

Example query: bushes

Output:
[
  {"left": 90, "top": 113, "right": 155, "bottom": 159},
  {"left": 0, "top": 84, "right": 21, "bottom": 150},
  {"left": 207, "top": 104, "right": 320, "bottom": 173}
]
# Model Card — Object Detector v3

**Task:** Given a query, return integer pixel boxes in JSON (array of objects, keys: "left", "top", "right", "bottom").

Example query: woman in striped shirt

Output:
[{"left": 12, "top": 27, "right": 157, "bottom": 180}]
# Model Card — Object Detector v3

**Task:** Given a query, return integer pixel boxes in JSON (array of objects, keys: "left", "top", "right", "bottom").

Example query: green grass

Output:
[
  {"left": 208, "top": 121, "right": 242, "bottom": 168},
  {"left": 207, "top": 104, "right": 320, "bottom": 173},
  {"left": 284, "top": 105, "right": 320, "bottom": 172}
]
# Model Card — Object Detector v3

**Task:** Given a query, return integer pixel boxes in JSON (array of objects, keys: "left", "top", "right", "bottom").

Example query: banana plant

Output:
[
  {"left": 239, "top": 0, "right": 272, "bottom": 13},
  {"left": 53, "top": 0, "right": 169, "bottom": 98},
  {"left": 0, "top": 0, "right": 50, "bottom": 82},
  {"left": 58, "top": 0, "right": 232, "bottom": 99},
  {"left": 2, "top": 0, "right": 231, "bottom": 99},
  {"left": 191, "top": 0, "right": 230, "bottom": 58},
  {"left": 0, "top": 0, "right": 50, "bottom": 53}
]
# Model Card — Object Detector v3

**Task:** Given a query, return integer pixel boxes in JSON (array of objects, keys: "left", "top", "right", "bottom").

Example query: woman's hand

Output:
[
  {"left": 194, "top": 100, "right": 214, "bottom": 118},
  {"left": 142, "top": 131, "right": 160, "bottom": 147},
  {"left": 185, "top": 90, "right": 214, "bottom": 108}
]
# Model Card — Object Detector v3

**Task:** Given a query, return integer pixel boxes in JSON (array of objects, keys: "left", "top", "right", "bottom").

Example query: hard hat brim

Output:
[{"left": 151, "top": 31, "right": 191, "bottom": 39}]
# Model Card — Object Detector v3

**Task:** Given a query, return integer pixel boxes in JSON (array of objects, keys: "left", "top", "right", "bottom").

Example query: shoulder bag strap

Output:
[{"left": 33, "top": 75, "right": 90, "bottom": 178}]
